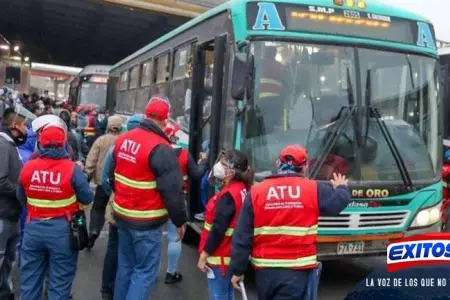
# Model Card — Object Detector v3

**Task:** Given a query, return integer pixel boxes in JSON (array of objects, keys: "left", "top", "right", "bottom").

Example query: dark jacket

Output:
[
  {"left": 30, "top": 144, "right": 77, "bottom": 162},
  {"left": 0, "top": 128, "right": 23, "bottom": 221},
  {"left": 230, "top": 174, "right": 351, "bottom": 276},
  {"left": 16, "top": 147, "right": 93, "bottom": 209},
  {"left": 174, "top": 147, "right": 208, "bottom": 180},
  {"left": 108, "top": 119, "right": 187, "bottom": 230}
]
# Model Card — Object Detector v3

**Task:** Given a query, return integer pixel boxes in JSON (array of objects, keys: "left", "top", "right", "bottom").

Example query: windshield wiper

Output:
[
  {"left": 309, "top": 105, "right": 357, "bottom": 179},
  {"left": 369, "top": 107, "right": 413, "bottom": 191}
]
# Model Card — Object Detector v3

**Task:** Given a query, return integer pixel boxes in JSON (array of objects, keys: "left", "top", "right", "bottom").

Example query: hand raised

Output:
[{"left": 330, "top": 173, "right": 348, "bottom": 188}]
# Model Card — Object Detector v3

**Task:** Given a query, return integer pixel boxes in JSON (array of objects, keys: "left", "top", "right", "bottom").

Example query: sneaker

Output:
[
  {"left": 164, "top": 272, "right": 183, "bottom": 284},
  {"left": 194, "top": 213, "right": 204, "bottom": 221},
  {"left": 86, "top": 233, "right": 99, "bottom": 250}
]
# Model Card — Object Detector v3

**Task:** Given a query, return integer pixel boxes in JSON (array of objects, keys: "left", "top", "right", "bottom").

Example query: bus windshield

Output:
[
  {"left": 79, "top": 82, "right": 107, "bottom": 109},
  {"left": 246, "top": 41, "right": 440, "bottom": 183}
]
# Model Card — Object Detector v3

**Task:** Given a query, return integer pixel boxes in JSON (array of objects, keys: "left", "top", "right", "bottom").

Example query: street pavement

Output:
[{"left": 14, "top": 231, "right": 385, "bottom": 300}]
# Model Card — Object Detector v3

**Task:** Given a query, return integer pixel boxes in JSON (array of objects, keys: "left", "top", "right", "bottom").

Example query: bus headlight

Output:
[{"left": 410, "top": 202, "right": 441, "bottom": 228}]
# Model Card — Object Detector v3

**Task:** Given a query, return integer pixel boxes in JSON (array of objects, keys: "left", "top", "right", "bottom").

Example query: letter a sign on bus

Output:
[
  {"left": 416, "top": 22, "right": 435, "bottom": 49},
  {"left": 252, "top": 2, "right": 285, "bottom": 31}
]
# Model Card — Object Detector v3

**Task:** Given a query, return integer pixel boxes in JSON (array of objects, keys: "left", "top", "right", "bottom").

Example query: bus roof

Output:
[
  {"left": 112, "top": 0, "right": 431, "bottom": 71},
  {"left": 79, "top": 65, "right": 112, "bottom": 76}
]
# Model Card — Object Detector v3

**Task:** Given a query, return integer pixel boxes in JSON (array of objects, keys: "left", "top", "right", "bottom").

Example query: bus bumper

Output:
[{"left": 317, "top": 222, "right": 441, "bottom": 260}]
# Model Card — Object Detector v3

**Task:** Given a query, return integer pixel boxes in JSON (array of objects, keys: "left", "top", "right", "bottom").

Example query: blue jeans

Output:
[
  {"left": 166, "top": 220, "right": 181, "bottom": 274},
  {"left": 114, "top": 226, "right": 162, "bottom": 300},
  {"left": 102, "top": 225, "right": 118, "bottom": 296},
  {"left": 207, "top": 267, "right": 235, "bottom": 300},
  {"left": 20, "top": 218, "right": 78, "bottom": 300}
]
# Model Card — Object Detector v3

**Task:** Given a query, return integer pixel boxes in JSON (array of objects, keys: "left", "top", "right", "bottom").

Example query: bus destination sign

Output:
[{"left": 247, "top": 2, "right": 436, "bottom": 49}]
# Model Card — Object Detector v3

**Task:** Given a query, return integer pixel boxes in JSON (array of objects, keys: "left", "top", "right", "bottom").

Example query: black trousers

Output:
[
  {"left": 89, "top": 185, "right": 109, "bottom": 234},
  {"left": 255, "top": 268, "right": 309, "bottom": 300}
]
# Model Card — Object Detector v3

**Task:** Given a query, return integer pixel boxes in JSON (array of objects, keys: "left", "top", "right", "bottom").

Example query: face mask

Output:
[
  {"left": 11, "top": 128, "right": 27, "bottom": 146},
  {"left": 208, "top": 162, "right": 226, "bottom": 186}
]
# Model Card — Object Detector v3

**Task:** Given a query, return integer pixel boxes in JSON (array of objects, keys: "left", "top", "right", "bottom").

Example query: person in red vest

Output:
[
  {"left": 230, "top": 145, "right": 351, "bottom": 300},
  {"left": 83, "top": 105, "right": 97, "bottom": 148},
  {"left": 197, "top": 149, "right": 254, "bottom": 300},
  {"left": 107, "top": 96, "right": 187, "bottom": 299},
  {"left": 163, "top": 122, "right": 207, "bottom": 284},
  {"left": 17, "top": 124, "right": 93, "bottom": 300}
]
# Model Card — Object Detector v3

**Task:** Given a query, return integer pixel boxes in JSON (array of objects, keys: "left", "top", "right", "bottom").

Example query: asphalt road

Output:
[{"left": 14, "top": 231, "right": 385, "bottom": 300}]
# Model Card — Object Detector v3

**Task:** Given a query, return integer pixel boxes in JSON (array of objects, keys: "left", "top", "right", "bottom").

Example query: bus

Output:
[
  {"left": 108, "top": 0, "right": 442, "bottom": 258},
  {"left": 69, "top": 65, "right": 111, "bottom": 112},
  {"left": 0, "top": 57, "right": 31, "bottom": 93},
  {"left": 440, "top": 47, "right": 450, "bottom": 140}
]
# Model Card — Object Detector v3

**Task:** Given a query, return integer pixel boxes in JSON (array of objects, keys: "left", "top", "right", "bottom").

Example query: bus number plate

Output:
[{"left": 337, "top": 242, "right": 364, "bottom": 255}]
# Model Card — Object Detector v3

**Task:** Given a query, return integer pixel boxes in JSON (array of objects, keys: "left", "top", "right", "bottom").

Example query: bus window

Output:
[
  {"left": 170, "top": 43, "right": 195, "bottom": 128},
  {"left": 153, "top": 53, "right": 171, "bottom": 99},
  {"left": 119, "top": 71, "right": 128, "bottom": 91},
  {"left": 129, "top": 65, "right": 140, "bottom": 89},
  {"left": 140, "top": 60, "right": 152, "bottom": 87},
  {"left": 117, "top": 71, "right": 129, "bottom": 112}
]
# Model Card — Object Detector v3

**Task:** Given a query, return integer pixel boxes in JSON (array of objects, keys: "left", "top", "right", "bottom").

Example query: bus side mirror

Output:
[{"left": 231, "top": 52, "right": 254, "bottom": 101}]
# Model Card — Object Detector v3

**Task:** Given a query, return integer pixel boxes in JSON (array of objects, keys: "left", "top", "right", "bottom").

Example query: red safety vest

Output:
[
  {"left": 113, "top": 128, "right": 170, "bottom": 222},
  {"left": 199, "top": 181, "right": 247, "bottom": 273},
  {"left": 175, "top": 146, "right": 189, "bottom": 193},
  {"left": 250, "top": 175, "right": 319, "bottom": 270},
  {"left": 259, "top": 59, "right": 285, "bottom": 99},
  {"left": 84, "top": 115, "right": 96, "bottom": 137},
  {"left": 19, "top": 157, "right": 79, "bottom": 220}
]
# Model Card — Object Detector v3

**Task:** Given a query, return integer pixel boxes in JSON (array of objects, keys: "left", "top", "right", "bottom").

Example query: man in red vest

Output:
[
  {"left": 17, "top": 124, "right": 93, "bottom": 300},
  {"left": 107, "top": 96, "right": 187, "bottom": 299},
  {"left": 230, "top": 145, "right": 351, "bottom": 300},
  {"left": 163, "top": 122, "right": 207, "bottom": 284}
]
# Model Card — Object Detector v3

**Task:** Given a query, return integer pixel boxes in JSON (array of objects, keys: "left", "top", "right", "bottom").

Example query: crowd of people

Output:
[{"left": 0, "top": 91, "right": 352, "bottom": 300}]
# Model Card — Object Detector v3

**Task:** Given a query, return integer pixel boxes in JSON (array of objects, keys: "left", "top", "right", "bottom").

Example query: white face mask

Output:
[{"left": 208, "top": 162, "right": 227, "bottom": 186}]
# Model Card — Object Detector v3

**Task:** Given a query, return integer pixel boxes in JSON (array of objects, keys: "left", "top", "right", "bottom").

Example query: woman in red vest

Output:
[
  {"left": 17, "top": 125, "right": 93, "bottom": 300},
  {"left": 197, "top": 149, "right": 253, "bottom": 300}
]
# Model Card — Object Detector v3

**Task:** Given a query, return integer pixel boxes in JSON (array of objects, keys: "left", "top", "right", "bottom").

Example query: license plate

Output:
[{"left": 337, "top": 242, "right": 364, "bottom": 255}]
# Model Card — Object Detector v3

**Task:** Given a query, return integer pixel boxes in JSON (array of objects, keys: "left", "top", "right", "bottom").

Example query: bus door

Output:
[
  {"left": 187, "top": 36, "right": 227, "bottom": 231},
  {"left": 106, "top": 76, "right": 118, "bottom": 116}
]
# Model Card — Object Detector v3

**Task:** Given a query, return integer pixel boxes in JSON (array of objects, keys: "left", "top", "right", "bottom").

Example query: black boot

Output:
[
  {"left": 164, "top": 272, "right": 183, "bottom": 284},
  {"left": 86, "top": 233, "right": 99, "bottom": 250}
]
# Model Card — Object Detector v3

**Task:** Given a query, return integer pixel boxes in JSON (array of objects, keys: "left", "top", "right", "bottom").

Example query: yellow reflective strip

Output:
[
  {"left": 254, "top": 225, "right": 318, "bottom": 236},
  {"left": 114, "top": 173, "right": 156, "bottom": 189},
  {"left": 259, "top": 92, "right": 279, "bottom": 98},
  {"left": 260, "top": 78, "right": 282, "bottom": 86},
  {"left": 112, "top": 201, "right": 168, "bottom": 218},
  {"left": 251, "top": 255, "right": 317, "bottom": 268},
  {"left": 207, "top": 256, "right": 231, "bottom": 265},
  {"left": 28, "top": 195, "right": 77, "bottom": 208},
  {"left": 204, "top": 222, "right": 234, "bottom": 236}
]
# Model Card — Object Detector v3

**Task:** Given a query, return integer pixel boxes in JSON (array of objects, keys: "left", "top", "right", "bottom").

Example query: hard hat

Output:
[
  {"left": 164, "top": 122, "right": 180, "bottom": 140},
  {"left": 145, "top": 95, "right": 170, "bottom": 121},
  {"left": 39, "top": 125, "right": 66, "bottom": 148},
  {"left": 279, "top": 145, "right": 308, "bottom": 167},
  {"left": 31, "top": 114, "right": 67, "bottom": 133}
]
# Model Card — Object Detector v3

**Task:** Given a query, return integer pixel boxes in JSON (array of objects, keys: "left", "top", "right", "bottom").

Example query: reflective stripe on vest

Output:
[
  {"left": 261, "top": 78, "right": 282, "bottom": 86},
  {"left": 254, "top": 225, "right": 318, "bottom": 236},
  {"left": 112, "top": 201, "right": 168, "bottom": 219},
  {"left": 84, "top": 127, "right": 95, "bottom": 136},
  {"left": 28, "top": 195, "right": 77, "bottom": 208},
  {"left": 251, "top": 255, "right": 317, "bottom": 268},
  {"left": 204, "top": 222, "right": 234, "bottom": 236},
  {"left": 260, "top": 92, "right": 280, "bottom": 98},
  {"left": 114, "top": 173, "right": 157, "bottom": 190},
  {"left": 207, "top": 256, "right": 231, "bottom": 265}
]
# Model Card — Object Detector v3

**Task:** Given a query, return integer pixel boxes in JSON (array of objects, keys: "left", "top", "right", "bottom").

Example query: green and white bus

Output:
[{"left": 107, "top": 0, "right": 442, "bottom": 259}]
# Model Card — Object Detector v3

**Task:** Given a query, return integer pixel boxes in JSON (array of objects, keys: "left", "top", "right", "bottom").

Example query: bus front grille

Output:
[{"left": 318, "top": 211, "right": 410, "bottom": 230}]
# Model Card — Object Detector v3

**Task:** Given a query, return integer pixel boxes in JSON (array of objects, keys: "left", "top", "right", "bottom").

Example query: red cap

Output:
[
  {"left": 164, "top": 122, "right": 180, "bottom": 140},
  {"left": 279, "top": 145, "right": 308, "bottom": 167},
  {"left": 145, "top": 96, "right": 170, "bottom": 121},
  {"left": 39, "top": 125, "right": 66, "bottom": 148},
  {"left": 76, "top": 106, "right": 83, "bottom": 113}
]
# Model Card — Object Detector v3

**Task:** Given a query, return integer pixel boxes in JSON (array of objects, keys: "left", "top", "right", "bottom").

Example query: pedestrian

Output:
[
  {"left": 18, "top": 124, "right": 93, "bottom": 300},
  {"left": 108, "top": 96, "right": 187, "bottom": 299},
  {"left": 0, "top": 107, "right": 29, "bottom": 299},
  {"left": 163, "top": 122, "right": 208, "bottom": 284},
  {"left": 230, "top": 145, "right": 351, "bottom": 300},
  {"left": 197, "top": 149, "right": 253, "bottom": 300},
  {"left": 85, "top": 115, "right": 123, "bottom": 249},
  {"left": 100, "top": 113, "right": 143, "bottom": 300}
]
